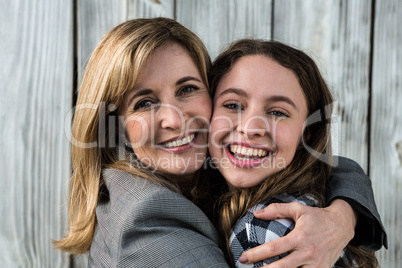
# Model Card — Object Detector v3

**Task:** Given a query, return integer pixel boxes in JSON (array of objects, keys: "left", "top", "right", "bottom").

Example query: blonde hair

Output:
[
  {"left": 211, "top": 39, "right": 377, "bottom": 267},
  {"left": 54, "top": 17, "right": 211, "bottom": 254}
]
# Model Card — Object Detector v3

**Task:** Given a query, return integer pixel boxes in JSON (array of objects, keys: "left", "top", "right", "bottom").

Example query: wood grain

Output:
[
  {"left": 0, "top": 0, "right": 72, "bottom": 266},
  {"left": 371, "top": 0, "right": 402, "bottom": 266},
  {"left": 77, "top": 0, "right": 127, "bottom": 87},
  {"left": 127, "top": 0, "right": 174, "bottom": 20},
  {"left": 176, "top": 0, "right": 272, "bottom": 60}
]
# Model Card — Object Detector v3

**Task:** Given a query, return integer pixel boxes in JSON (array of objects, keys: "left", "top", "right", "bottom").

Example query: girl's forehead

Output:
[{"left": 216, "top": 55, "right": 300, "bottom": 95}]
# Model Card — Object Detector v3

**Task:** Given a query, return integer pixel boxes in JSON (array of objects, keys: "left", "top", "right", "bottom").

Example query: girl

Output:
[{"left": 209, "top": 39, "right": 379, "bottom": 267}]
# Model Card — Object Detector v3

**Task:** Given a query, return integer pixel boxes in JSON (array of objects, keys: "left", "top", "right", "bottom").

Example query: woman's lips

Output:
[
  {"left": 161, "top": 133, "right": 195, "bottom": 148},
  {"left": 158, "top": 133, "right": 199, "bottom": 154}
]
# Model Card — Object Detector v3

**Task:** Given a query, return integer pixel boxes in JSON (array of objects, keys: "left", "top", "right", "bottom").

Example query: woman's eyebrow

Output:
[
  {"left": 127, "top": 88, "right": 153, "bottom": 107},
  {"left": 217, "top": 88, "right": 248, "bottom": 98},
  {"left": 176, "top": 76, "right": 201, "bottom": 85}
]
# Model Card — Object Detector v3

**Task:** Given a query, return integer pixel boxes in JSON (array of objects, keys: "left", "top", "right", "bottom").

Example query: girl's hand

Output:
[{"left": 238, "top": 199, "right": 357, "bottom": 267}]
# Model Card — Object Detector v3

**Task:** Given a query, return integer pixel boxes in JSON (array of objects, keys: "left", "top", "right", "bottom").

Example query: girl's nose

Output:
[{"left": 236, "top": 113, "right": 269, "bottom": 138}]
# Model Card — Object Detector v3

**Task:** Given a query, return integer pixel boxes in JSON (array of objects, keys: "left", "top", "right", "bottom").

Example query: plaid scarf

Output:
[{"left": 229, "top": 193, "right": 357, "bottom": 267}]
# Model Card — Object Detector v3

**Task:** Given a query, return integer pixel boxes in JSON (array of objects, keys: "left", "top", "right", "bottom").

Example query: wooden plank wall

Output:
[
  {"left": 371, "top": 1, "right": 402, "bottom": 266},
  {"left": 0, "top": 0, "right": 73, "bottom": 267},
  {"left": 1, "top": 0, "right": 400, "bottom": 267}
]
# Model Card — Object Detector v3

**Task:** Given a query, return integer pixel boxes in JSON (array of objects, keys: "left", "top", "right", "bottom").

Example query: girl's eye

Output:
[
  {"left": 134, "top": 99, "right": 153, "bottom": 110},
  {"left": 178, "top": 85, "right": 200, "bottom": 95},
  {"left": 224, "top": 102, "right": 242, "bottom": 110},
  {"left": 269, "top": 110, "right": 288, "bottom": 117}
]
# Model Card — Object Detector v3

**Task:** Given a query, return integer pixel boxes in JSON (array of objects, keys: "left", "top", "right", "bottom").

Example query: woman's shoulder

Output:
[
  {"left": 101, "top": 168, "right": 178, "bottom": 201},
  {"left": 99, "top": 168, "right": 210, "bottom": 223}
]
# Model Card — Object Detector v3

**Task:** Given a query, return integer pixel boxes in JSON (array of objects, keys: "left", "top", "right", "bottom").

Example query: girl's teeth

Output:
[
  {"left": 229, "top": 145, "right": 269, "bottom": 158},
  {"left": 164, "top": 134, "right": 195, "bottom": 148}
]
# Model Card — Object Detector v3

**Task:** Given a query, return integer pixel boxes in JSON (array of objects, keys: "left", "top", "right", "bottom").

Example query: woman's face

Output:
[
  {"left": 120, "top": 42, "right": 211, "bottom": 183},
  {"left": 209, "top": 55, "right": 308, "bottom": 190}
]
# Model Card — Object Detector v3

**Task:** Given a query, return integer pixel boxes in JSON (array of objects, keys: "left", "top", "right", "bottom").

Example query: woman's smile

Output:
[{"left": 159, "top": 132, "right": 196, "bottom": 148}]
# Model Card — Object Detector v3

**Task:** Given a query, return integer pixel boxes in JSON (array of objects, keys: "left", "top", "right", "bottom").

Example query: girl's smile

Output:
[{"left": 225, "top": 141, "right": 274, "bottom": 168}]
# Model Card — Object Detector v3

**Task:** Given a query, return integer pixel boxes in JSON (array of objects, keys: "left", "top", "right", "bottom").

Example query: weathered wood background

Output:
[{"left": 1, "top": 0, "right": 400, "bottom": 267}]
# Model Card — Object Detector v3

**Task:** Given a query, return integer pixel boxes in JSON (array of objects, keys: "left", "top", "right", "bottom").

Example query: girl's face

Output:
[
  {"left": 120, "top": 43, "right": 211, "bottom": 184},
  {"left": 209, "top": 55, "right": 308, "bottom": 190}
]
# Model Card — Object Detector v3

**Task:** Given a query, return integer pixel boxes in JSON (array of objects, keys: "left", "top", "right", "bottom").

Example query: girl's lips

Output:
[
  {"left": 225, "top": 142, "right": 272, "bottom": 168},
  {"left": 225, "top": 141, "right": 272, "bottom": 151}
]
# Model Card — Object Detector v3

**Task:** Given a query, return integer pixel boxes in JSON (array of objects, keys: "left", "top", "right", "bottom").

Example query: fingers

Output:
[
  {"left": 260, "top": 250, "right": 306, "bottom": 268},
  {"left": 260, "top": 248, "right": 336, "bottom": 268},
  {"left": 240, "top": 235, "right": 298, "bottom": 264},
  {"left": 254, "top": 202, "right": 306, "bottom": 221}
]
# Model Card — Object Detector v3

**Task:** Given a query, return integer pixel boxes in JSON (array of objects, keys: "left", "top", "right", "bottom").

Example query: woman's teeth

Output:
[
  {"left": 229, "top": 145, "right": 269, "bottom": 158},
  {"left": 163, "top": 134, "right": 195, "bottom": 148}
]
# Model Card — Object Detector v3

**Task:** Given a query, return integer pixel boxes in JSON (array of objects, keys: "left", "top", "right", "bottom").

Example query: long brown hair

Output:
[
  {"left": 54, "top": 17, "right": 211, "bottom": 254},
  {"left": 211, "top": 39, "right": 377, "bottom": 267}
]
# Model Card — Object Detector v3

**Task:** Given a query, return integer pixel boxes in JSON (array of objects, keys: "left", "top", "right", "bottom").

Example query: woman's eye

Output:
[
  {"left": 179, "top": 85, "right": 199, "bottom": 95},
  {"left": 134, "top": 99, "right": 152, "bottom": 110}
]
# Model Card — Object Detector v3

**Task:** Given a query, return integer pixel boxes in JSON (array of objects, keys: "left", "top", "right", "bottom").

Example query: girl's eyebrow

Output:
[
  {"left": 217, "top": 88, "right": 248, "bottom": 98},
  {"left": 267, "top": 95, "right": 298, "bottom": 111}
]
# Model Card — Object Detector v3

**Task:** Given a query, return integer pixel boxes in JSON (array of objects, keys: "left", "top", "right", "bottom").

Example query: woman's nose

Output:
[{"left": 157, "top": 103, "right": 185, "bottom": 130}]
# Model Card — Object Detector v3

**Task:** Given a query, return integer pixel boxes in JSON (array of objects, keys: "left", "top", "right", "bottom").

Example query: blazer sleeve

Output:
[
  {"left": 89, "top": 169, "right": 229, "bottom": 268},
  {"left": 326, "top": 156, "right": 388, "bottom": 250}
]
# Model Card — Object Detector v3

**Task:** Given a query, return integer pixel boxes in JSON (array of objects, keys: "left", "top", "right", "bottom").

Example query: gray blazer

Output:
[
  {"left": 89, "top": 157, "right": 387, "bottom": 267},
  {"left": 88, "top": 169, "right": 229, "bottom": 267}
]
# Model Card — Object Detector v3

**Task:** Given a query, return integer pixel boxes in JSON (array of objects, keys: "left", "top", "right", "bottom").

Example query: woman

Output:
[
  {"left": 54, "top": 18, "right": 385, "bottom": 267},
  {"left": 209, "top": 39, "right": 378, "bottom": 267}
]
